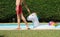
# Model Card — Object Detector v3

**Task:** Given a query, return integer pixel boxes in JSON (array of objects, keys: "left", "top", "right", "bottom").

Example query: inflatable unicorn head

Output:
[{"left": 27, "top": 13, "right": 40, "bottom": 27}]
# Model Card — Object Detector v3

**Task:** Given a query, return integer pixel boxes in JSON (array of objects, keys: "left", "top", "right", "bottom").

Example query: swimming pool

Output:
[
  {"left": 0, "top": 23, "right": 33, "bottom": 30},
  {"left": 0, "top": 23, "right": 60, "bottom": 30}
]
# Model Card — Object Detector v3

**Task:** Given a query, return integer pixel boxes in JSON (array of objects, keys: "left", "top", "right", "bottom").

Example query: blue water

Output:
[
  {"left": 0, "top": 23, "right": 33, "bottom": 29},
  {"left": 0, "top": 23, "right": 60, "bottom": 29}
]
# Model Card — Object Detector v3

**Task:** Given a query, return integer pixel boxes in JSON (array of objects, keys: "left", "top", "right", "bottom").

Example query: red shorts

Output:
[{"left": 16, "top": 5, "right": 22, "bottom": 14}]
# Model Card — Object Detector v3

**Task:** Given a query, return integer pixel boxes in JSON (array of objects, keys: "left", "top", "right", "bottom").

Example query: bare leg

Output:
[
  {"left": 17, "top": 14, "right": 20, "bottom": 30},
  {"left": 21, "top": 13, "right": 29, "bottom": 29}
]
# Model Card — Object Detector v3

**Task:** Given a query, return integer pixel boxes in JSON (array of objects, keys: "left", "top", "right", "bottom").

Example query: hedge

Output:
[{"left": 0, "top": 0, "right": 60, "bottom": 22}]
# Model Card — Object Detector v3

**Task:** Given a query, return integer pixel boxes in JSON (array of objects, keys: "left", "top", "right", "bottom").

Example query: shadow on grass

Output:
[{"left": 0, "top": 35, "right": 4, "bottom": 37}]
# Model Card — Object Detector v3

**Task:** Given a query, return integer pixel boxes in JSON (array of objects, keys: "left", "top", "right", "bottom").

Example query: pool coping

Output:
[{"left": 0, "top": 28, "right": 60, "bottom": 30}]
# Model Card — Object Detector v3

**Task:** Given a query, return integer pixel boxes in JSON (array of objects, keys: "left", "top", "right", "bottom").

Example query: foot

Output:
[
  {"left": 16, "top": 28, "right": 21, "bottom": 30},
  {"left": 28, "top": 28, "right": 30, "bottom": 30},
  {"left": 26, "top": 27, "right": 30, "bottom": 30}
]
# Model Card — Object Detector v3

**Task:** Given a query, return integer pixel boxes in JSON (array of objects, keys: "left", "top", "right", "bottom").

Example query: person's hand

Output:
[{"left": 28, "top": 12, "right": 31, "bottom": 15}]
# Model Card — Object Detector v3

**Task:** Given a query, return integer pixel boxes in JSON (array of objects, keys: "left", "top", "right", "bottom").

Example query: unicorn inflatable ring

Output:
[{"left": 27, "top": 13, "right": 60, "bottom": 29}]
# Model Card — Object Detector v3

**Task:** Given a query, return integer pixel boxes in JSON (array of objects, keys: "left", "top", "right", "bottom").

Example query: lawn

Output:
[{"left": 0, "top": 30, "right": 60, "bottom": 37}]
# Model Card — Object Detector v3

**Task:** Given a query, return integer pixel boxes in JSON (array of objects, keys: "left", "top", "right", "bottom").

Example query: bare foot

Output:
[
  {"left": 26, "top": 27, "right": 30, "bottom": 30},
  {"left": 16, "top": 28, "right": 21, "bottom": 30}
]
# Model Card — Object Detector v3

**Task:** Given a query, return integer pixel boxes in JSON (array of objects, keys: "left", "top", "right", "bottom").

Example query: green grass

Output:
[{"left": 0, "top": 30, "right": 60, "bottom": 37}]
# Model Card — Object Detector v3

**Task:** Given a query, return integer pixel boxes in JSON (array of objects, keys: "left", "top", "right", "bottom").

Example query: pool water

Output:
[
  {"left": 0, "top": 23, "right": 60, "bottom": 29},
  {"left": 0, "top": 23, "right": 33, "bottom": 29}
]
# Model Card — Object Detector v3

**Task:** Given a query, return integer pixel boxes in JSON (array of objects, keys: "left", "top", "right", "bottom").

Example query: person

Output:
[{"left": 16, "top": 0, "right": 31, "bottom": 30}]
